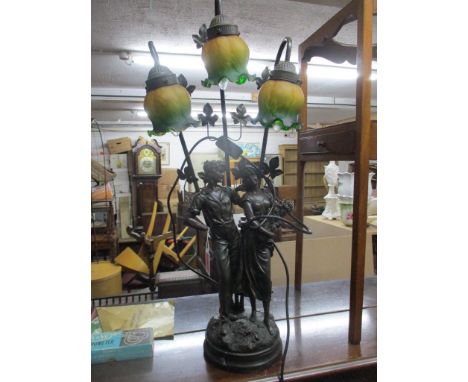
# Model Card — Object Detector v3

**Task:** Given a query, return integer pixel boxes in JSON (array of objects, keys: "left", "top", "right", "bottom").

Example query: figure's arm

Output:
[
  {"left": 242, "top": 200, "right": 274, "bottom": 238},
  {"left": 185, "top": 215, "right": 209, "bottom": 231},
  {"left": 184, "top": 194, "right": 209, "bottom": 231}
]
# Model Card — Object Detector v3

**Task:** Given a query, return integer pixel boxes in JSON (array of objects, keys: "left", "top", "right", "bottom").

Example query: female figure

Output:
[{"left": 234, "top": 159, "right": 276, "bottom": 333}]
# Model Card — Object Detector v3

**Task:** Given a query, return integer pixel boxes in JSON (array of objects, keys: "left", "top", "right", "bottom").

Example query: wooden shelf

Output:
[{"left": 279, "top": 144, "right": 327, "bottom": 193}]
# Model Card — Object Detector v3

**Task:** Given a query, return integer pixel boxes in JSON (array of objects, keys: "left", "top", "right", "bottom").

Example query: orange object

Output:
[{"left": 92, "top": 184, "right": 113, "bottom": 201}]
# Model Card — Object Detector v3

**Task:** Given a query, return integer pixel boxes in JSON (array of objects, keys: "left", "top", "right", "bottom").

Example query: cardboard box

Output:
[
  {"left": 91, "top": 327, "right": 154, "bottom": 364},
  {"left": 107, "top": 137, "right": 132, "bottom": 154}
]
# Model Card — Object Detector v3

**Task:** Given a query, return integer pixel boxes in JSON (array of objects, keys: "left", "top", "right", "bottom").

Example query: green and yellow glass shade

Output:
[
  {"left": 256, "top": 37, "right": 305, "bottom": 131},
  {"left": 144, "top": 41, "right": 199, "bottom": 136},
  {"left": 193, "top": 10, "right": 254, "bottom": 88}
]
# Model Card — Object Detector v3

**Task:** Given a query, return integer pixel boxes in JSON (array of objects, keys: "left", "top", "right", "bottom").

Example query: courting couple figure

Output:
[{"left": 184, "top": 159, "right": 282, "bottom": 333}]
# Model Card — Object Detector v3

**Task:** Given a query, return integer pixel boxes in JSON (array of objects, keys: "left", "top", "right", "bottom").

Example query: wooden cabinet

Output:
[{"left": 279, "top": 144, "right": 327, "bottom": 208}]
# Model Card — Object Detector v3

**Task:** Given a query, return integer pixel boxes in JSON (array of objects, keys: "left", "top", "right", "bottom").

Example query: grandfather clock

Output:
[{"left": 128, "top": 137, "right": 162, "bottom": 231}]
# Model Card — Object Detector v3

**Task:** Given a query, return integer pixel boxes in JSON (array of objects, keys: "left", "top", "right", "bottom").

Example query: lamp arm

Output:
[
  {"left": 215, "top": 0, "right": 221, "bottom": 15},
  {"left": 148, "top": 41, "right": 160, "bottom": 65},
  {"left": 274, "top": 37, "right": 292, "bottom": 65}
]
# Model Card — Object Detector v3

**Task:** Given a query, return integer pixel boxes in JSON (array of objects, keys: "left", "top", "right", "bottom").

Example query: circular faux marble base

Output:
[{"left": 204, "top": 314, "right": 282, "bottom": 372}]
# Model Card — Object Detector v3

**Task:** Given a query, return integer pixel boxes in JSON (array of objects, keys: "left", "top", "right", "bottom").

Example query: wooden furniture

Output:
[
  {"left": 279, "top": 144, "right": 327, "bottom": 208},
  {"left": 295, "top": 0, "right": 376, "bottom": 345},
  {"left": 92, "top": 277, "right": 377, "bottom": 381},
  {"left": 128, "top": 138, "right": 163, "bottom": 231},
  {"left": 116, "top": 201, "right": 201, "bottom": 293},
  {"left": 91, "top": 201, "right": 118, "bottom": 259}
]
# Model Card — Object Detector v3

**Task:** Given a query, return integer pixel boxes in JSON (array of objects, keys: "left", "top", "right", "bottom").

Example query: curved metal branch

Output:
[
  {"left": 275, "top": 37, "right": 292, "bottom": 65},
  {"left": 148, "top": 41, "right": 159, "bottom": 65}
]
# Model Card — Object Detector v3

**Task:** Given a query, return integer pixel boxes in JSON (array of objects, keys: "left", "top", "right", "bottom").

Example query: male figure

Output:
[{"left": 184, "top": 160, "right": 241, "bottom": 318}]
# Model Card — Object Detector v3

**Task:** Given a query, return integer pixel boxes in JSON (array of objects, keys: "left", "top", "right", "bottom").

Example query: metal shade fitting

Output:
[
  {"left": 270, "top": 61, "right": 300, "bottom": 84},
  {"left": 145, "top": 42, "right": 178, "bottom": 92},
  {"left": 207, "top": 14, "right": 240, "bottom": 40}
]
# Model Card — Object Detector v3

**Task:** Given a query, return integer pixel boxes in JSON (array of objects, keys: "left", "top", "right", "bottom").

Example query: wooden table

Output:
[{"left": 92, "top": 278, "right": 377, "bottom": 381}]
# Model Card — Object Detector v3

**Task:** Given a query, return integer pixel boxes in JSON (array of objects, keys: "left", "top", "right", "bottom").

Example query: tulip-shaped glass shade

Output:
[
  {"left": 193, "top": 14, "right": 254, "bottom": 88},
  {"left": 256, "top": 38, "right": 305, "bottom": 131},
  {"left": 144, "top": 41, "right": 198, "bottom": 135}
]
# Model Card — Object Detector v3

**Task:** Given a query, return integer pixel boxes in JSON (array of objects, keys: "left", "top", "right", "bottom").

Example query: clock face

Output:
[{"left": 137, "top": 148, "right": 157, "bottom": 175}]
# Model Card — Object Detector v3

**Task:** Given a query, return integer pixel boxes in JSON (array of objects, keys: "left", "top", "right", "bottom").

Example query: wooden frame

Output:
[{"left": 295, "top": 0, "right": 376, "bottom": 344}]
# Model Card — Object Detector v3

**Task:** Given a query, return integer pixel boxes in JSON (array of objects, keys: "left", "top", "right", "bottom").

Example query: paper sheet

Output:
[{"left": 96, "top": 301, "right": 175, "bottom": 338}]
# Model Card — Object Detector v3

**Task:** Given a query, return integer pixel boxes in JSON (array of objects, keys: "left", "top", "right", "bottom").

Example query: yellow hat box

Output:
[{"left": 91, "top": 261, "right": 122, "bottom": 298}]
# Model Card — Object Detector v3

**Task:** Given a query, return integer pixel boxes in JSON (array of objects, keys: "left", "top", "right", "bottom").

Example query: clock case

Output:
[{"left": 127, "top": 138, "right": 163, "bottom": 231}]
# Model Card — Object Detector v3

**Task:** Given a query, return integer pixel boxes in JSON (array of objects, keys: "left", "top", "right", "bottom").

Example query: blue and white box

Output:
[{"left": 91, "top": 327, "right": 154, "bottom": 364}]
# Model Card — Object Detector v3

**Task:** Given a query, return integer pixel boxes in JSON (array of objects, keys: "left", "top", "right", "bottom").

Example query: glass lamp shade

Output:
[
  {"left": 257, "top": 79, "right": 304, "bottom": 131},
  {"left": 143, "top": 41, "right": 198, "bottom": 136},
  {"left": 202, "top": 34, "right": 250, "bottom": 86},
  {"left": 194, "top": 13, "right": 253, "bottom": 88},
  {"left": 144, "top": 84, "right": 198, "bottom": 135}
]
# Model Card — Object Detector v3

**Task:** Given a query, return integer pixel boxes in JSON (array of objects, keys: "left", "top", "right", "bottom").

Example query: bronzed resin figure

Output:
[
  {"left": 236, "top": 159, "right": 277, "bottom": 334},
  {"left": 187, "top": 159, "right": 283, "bottom": 371},
  {"left": 184, "top": 160, "right": 242, "bottom": 317}
]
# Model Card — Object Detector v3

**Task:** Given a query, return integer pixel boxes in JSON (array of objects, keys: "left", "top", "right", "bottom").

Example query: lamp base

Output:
[{"left": 204, "top": 314, "right": 282, "bottom": 372}]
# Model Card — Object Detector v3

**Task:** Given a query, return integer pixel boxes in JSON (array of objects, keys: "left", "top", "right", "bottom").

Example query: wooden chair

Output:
[{"left": 115, "top": 202, "right": 197, "bottom": 292}]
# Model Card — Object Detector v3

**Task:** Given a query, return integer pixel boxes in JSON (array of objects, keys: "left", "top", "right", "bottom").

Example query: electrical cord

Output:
[{"left": 274, "top": 242, "right": 289, "bottom": 382}]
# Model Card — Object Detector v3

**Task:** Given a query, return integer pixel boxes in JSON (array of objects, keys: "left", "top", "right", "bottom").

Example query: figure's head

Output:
[
  {"left": 199, "top": 160, "right": 226, "bottom": 185},
  {"left": 233, "top": 158, "right": 262, "bottom": 191}
]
